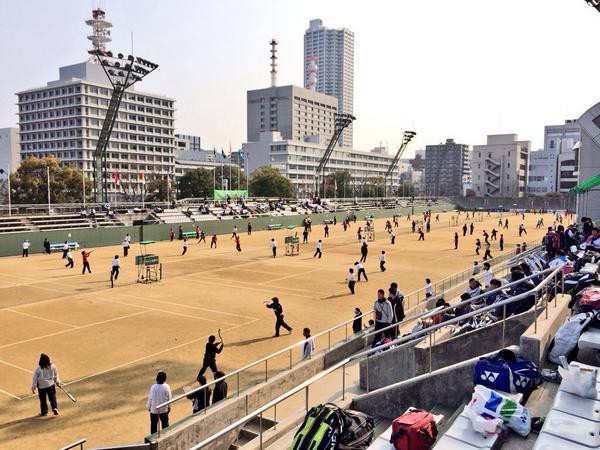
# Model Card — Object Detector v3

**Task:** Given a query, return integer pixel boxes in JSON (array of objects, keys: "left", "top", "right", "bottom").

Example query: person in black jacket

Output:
[
  {"left": 266, "top": 297, "right": 292, "bottom": 337},
  {"left": 197, "top": 335, "right": 224, "bottom": 378},
  {"left": 187, "top": 375, "right": 211, "bottom": 413},
  {"left": 507, "top": 271, "right": 536, "bottom": 316},
  {"left": 212, "top": 371, "right": 228, "bottom": 405},
  {"left": 352, "top": 308, "right": 363, "bottom": 334}
]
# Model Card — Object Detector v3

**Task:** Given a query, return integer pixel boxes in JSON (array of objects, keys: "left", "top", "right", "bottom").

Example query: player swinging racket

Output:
[
  {"left": 81, "top": 250, "right": 93, "bottom": 274},
  {"left": 197, "top": 331, "right": 224, "bottom": 378},
  {"left": 265, "top": 297, "right": 292, "bottom": 337}
]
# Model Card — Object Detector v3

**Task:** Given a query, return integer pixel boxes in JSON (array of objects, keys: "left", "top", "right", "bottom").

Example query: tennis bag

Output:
[
  {"left": 576, "top": 287, "right": 600, "bottom": 313},
  {"left": 473, "top": 349, "right": 540, "bottom": 394},
  {"left": 389, "top": 409, "right": 437, "bottom": 450},
  {"left": 548, "top": 312, "right": 594, "bottom": 364},
  {"left": 290, "top": 404, "right": 375, "bottom": 450}
]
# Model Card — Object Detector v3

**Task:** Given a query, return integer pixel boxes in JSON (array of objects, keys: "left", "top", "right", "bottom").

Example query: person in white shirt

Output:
[
  {"left": 147, "top": 371, "right": 172, "bottom": 434},
  {"left": 111, "top": 255, "right": 120, "bottom": 281},
  {"left": 373, "top": 289, "right": 394, "bottom": 341},
  {"left": 182, "top": 237, "right": 188, "bottom": 256},
  {"left": 347, "top": 268, "right": 356, "bottom": 294},
  {"left": 31, "top": 353, "right": 60, "bottom": 416},
  {"left": 122, "top": 234, "right": 131, "bottom": 257},
  {"left": 354, "top": 261, "right": 368, "bottom": 282},
  {"left": 301, "top": 328, "right": 316, "bottom": 360},
  {"left": 271, "top": 238, "right": 277, "bottom": 258},
  {"left": 313, "top": 240, "right": 322, "bottom": 258},
  {"left": 425, "top": 278, "right": 434, "bottom": 298},
  {"left": 482, "top": 262, "right": 493, "bottom": 288},
  {"left": 22, "top": 240, "right": 30, "bottom": 258},
  {"left": 62, "top": 241, "right": 69, "bottom": 259},
  {"left": 379, "top": 250, "right": 386, "bottom": 272},
  {"left": 231, "top": 226, "right": 238, "bottom": 239},
  {"left": 472, "top": 261, "right": 481, "bottom": 275},
  {"left": 65, "top": 250, "right": 74, "bottom": 269}
]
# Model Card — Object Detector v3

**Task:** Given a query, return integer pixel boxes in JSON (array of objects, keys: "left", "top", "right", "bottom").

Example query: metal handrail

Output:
[
  {"left": 188, "top": 263, "right": 565, "bottom": 450},
  {"left": 158, "top": 243, "right": 542, "bottom": 410},
  {"left": 58, "top": 438, "right": 86, "bottom": 450}
]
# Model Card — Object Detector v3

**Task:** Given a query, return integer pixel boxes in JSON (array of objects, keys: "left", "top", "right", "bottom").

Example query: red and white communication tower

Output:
[
  {"left": 86, "top": 7, "right": 112, "bottom": 63},
  {"left": 307, "top": 55, "right": 318, "bottom": 91}
]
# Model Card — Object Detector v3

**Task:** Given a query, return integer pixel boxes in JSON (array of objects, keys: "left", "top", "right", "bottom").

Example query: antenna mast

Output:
[
  {"left": 270, "top": 39, "right": 278, "bottom": 87},
  {"left": 86, "top": 7, "right": 112, "bottom": 63}
]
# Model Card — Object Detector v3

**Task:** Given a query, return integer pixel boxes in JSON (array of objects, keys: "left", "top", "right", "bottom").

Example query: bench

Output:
[
  {"left": 268, "top": 223, "right": 283, "bottom": 230},
  {"left": 182, "top": 231, "right": 197, "bottom": 238},
  {"left": 49, "top": 242, "right": 80, "bottom": 252},
  {"left": 533, "top": 362, "right": 600, "bottom": 450}
]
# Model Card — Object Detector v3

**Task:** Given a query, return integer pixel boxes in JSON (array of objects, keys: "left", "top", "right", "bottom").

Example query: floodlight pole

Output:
[{"left": 384, "top": 131, "right": 416, "bottom": 198}]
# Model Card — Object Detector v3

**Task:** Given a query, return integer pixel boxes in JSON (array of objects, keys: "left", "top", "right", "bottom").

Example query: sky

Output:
[{"left": 0, "top": 0, "right": 598, "bottom": 156}]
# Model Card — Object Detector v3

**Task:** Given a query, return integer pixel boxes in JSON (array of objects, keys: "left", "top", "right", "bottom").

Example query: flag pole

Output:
[
  {"left": 7, "top": 172, "right": 11, "bottom": 217},
  {"left": 82, "top": 171, "right": 86, "bottom": 210},
  {"left": 47, "top": 166, "right": 51, "bottom": 215}
]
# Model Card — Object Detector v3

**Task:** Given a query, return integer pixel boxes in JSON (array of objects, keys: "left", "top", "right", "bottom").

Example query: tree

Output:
[
  {"left": 395, "top": 181, "right": 415, "bottom": 197},
  {"left": 324, "top": 170, "right": 352, "bottom": 198},
  {"left": 465, "top": 188, "right": 476, "bottom": 197},
  {"left": 9, "top": 156, "right": 92, "bottom": 204},
  {"left": 145, "top": 178, "right": 170, "bottom": 202},
  {"left": 249, "top": 166, "right": 294, "bottom": 198},
  {"left": 177, "top": 166, "right": 247, "bottom": 199}
]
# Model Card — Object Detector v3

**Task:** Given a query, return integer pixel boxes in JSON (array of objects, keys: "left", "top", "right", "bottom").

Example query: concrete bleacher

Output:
[{"left": 0, "top": 216, "right": 29, "bottom": 233}]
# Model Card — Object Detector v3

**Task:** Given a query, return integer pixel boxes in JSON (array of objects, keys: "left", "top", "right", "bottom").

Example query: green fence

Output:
[{"left": 0, "top": 203, "right": 455, "bottom": 257}]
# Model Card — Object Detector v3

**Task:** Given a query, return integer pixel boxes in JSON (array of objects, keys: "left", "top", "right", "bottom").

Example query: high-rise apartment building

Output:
[
  {"left": 471, "top": 134, "right": 530, "bottom": 197},
  {"left": 304, "top": 19, "right": 354, "bottom": 147},
  {"left": 544, "top": 120, "right": 581, "bottom": 193},
  {"left": 16, "top": 62, "right": 176, "bottom": 201},
  {"left": 247, "top": 85, "right": 338, "bottom": 144},
  {"left": 0, "top": 128, "right": 20, "bottom": 173},
  {"left": 423, "top": 139, "right": 470, "bottom": 196}
]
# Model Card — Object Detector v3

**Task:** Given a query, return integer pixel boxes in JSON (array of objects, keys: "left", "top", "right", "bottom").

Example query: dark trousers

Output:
[
  {"left": 418, "top": 233, "right": 424, "bottom": 241},
  {"left": 82, "top": 261, "right": 91, "bottom": 274},
  {"left": 211, "top": 241, "right": 216, "bottom": 248},
  {"left": 123, "top": 246, "right": 129, "bottom": 257},
  {"left": 38, "top": 385, "right": 57, "bottom": 415},
  {"left": 303, "top": 236, "right": 308, "bottom": 243},
  {"left": 62, "top": 249, "right": 68, "bottom": 259},
  {"left": 182, "top": 247, "right": 187, "bottom": 255},
  {"left": 380, "top": 261, "right": 386, "bottom": 272},
  {"left": 272, "top": 247, "right": 277, "bottom": 258},
  {"left": 45, "top": 246, "right": 51, "bottom": 254},
  {"left": 65, "top": 258, "right": 74, "bottom": 268},
  {"left": 275, "top": 315, "right": 292, "bottom": 336},
  {"left": 357, "top": 268, "right": 368, "bottom": 281},
  {"left": 500, "top": 242, "right": 504, "bottom": 251},
  {"left": 348, "top": 280, "right": 355, "bottom": 294},
  {"left": 391, "top": 236, "right": 395, "bottom": 244},
  {"left": 111, "top": 266, "right": 119, "bottom": 280},
  {"left": 454, "top": 240, "right": 458, "bottom": 249},
  {"left": 325, "top": 230, "right": 329, "bottom": 238},
  {"left": 313, "top": 249, "right": 321, "bottom": 258},
  {"left": 374, "top": 321, "right": 392, "bottom": 343},
  {"left": 150, "top": 412, "right": 169, "bottom": 434},
  {"left": 198, "top": 359, "right": 218, "bottom": 378},
  {"left": 236, "top": 244, "right": 241, "bottom": 252},
  {"left": 360, "top": 254, "right": 367, "bottom": 263},
  {"left": 22, "top": 249, "right": 28, "bottom": 257},
  {"left": 483, "top": 250, "right": 492, "bottom": 260}
]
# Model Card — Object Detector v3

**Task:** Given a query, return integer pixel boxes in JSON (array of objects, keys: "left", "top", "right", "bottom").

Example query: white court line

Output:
[
  {"left": 0, "top": 388, "right": 21, "bottom": 400},
  {"left": 87, "top": 293, "right": 240, "bottom": 327},
  {"left": 18, "top": 318, "right": 261, "bottom": 399},
  {"left": 6, "top": 308, "right": 77, "bottom": 328},
  {"left": 258, "top": 267, "right": 323, "bottom": 285},
  {"left": 178, "top": 276, "right": 315, "bottom": 298},
  {"left": 0, "top": 358, "right": 31, "bottom": 374},
  {"left": 0, "top": 310, "right": 149, "bottom": 349}
]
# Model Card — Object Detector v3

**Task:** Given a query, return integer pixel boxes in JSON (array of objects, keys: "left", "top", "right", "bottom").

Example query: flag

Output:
[
  {"left": 139, "top": 172, "right": 145, "bottom": 184},
  {"left": 239, "top": 150, "right": 245, "bottom": 161},
  {"left": 113, "top": 170, "right": 120, "bottom": 186},
  {"left": 213, "top": 147, "right": 217, "bottom": 157},
  {"left": 221, "top": 148, "right": 227, "bottom": 159}
]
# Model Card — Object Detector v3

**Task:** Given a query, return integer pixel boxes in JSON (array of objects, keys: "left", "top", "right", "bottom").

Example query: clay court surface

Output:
[{"left": 0, "top": 211, "right": 557, "bottom": 449}]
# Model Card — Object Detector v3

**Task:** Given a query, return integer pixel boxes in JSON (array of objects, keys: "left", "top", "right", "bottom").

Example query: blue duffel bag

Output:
[{"left": 473, "top": 349, "right": 541, "bottom": 394}]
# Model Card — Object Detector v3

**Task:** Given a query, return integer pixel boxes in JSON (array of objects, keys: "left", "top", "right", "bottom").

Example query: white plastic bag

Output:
[
  {"left": 468, "top": 385, "right": 531, "bottom": 437},
  {"left": 558, "top": 364, "right": 598, "bottom": 399},
  {"left": 463, "top": 405, "right": 502, "bottom": 435}
]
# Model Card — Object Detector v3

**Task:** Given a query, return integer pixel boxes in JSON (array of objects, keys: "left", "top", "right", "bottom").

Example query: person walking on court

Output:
[
  {"left": 111, "top": 255, "right": 120, "bottom": 281},
  {"left": 197, "top": 335, "right": 224, "bottom": 378},
  {"left": 302, "top": 228, "right": 309, "bottom": 244},
  {"left": 454, "top": 232, "right": 459, "bottom": 250},
  {"left": 418, "top": 226, "right": 425, "bottom": 241},
  {"left": 347, "top": 268, "right": 356, "bottom": 294},
  {"left": 491, "top": 229, "right": 497, "bottom": 241},
  {"left": 266, "top": 297, "right": 292, "bottom": 337},
  {"left": 31, "top": 353, "right": 60, "bottom": 416},
  {"left": 379, "top": 250, "right": 386, "bottom": 272},
  {"left": 231, "top": 226, "right": 238, "bottom": 239},
  {"left": 247, "top": 222, "right": 252, "bottom": 235},
  {"left": 504, "top": 218, "right": 509, "bottom": 229},
  {"left": 360, "top": 241, "right": 368, "bottom": 262},
  {"left": 81, "top": 250, "right": 93, "bottom": 274},
  {"left": 426, "top": 220, "right": 431, "bottom": 233},
  {"left": 122, "top": 236, "right": 130, "bottom": 257},
  {"left": 169, "top": 227, "right": 175, "bottom": 242},
  {"left": 475, "top": 238, "right": 481, "bottom": 256},
  {"left": 182, "top": 237, "right": 188, "bottom": 255},
  {"left": 390, "top": 230, "right": 396, "bottom": 245},
  {"left": 301, "top": 328, "right": 316, "bottom": 360},
  {"left": 61, "top": 241, "right": 69, "bottom": 259},
  {"left": 212, "top": 371, "right": 228, "bottom": 404},
  {"left": 483, "top": 241, "right": 492, "bottom": 260},
  {"left": 462, "top": 223, "right": 468, "bottom": 237},
  {"left": 324, "top": 224, "right": 329, "bottom": 238},
  {"left": 314, "top": 240, "right": 322, "bottom": 258},
  {"left": 43, "top": 238, "right": 51, "bottom": 254},
  {"left": 271, "top": 238, "right": 277, "bottom": 258},
  {"left": 198, "top": 230, "right": 206, "bottom": 244},
  {"left": 22, "top": 239, "right": 30, "bottom": 257},
  {"left": 65, "top": 250, "right": 74, "bottom": 269},
  {"left": 470, "top": 223, "right": 474, "bottom": 235},
  {"left": 519, "top": 223, "right": 527, "bottom": 237},
  {"left": 211, "top": 234, "right": 217, "bottom": 249},
  {"left": 234, "top": 235, "right": 242, "bottom": 252},
  {"left": 357, "top": 227, "right": 362, "bottom": 242},
  {"left": 355, "top": 261, "right": 368, "bottom": 281},
  {"left": 147, "top": 371, "right": 172, "bottom": 434},
  {"left": 499, "top": 234, "right": 505, "bottom": 251},
  {"left": 412, "top": 220, "right": 416, "bottom": 233}
]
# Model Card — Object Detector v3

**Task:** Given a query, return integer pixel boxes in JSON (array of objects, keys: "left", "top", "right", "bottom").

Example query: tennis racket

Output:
[
  {"left": 58, "top": 385, "right": 77, "bottom": 402},
  {"left": 218, "top": 328, "right": 223, "bottom": 344}
]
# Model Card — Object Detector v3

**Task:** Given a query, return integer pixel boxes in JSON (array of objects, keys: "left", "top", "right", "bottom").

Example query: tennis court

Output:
[{"left": 0, "top": 211, "right": 557, "bottom": 449}]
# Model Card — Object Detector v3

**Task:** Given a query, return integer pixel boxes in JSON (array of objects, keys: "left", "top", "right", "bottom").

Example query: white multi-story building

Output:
[
  {"left": 173, "top": 134, "right": 237, "bottom": 180},
  {"left": 0, "top": 128, "right": 20, "bottom": 173},
  {"left": 304, "top": 19, "right": 354, "bottom": 148},
  {"left": 471, "top": 134, "right": 530, "bottom": 198},
  {"left": 243, "top": 132, "right": 400, "bottom": 197},
  {"left": 527, "top": 148, "right": 558, "bottom": 195},
  {"left": 16, "top": 62, "right": 176, "bottom": 201},
  {"left": 545, "top": 120, "right": 581, "bottom": 194},
  {"left": 247, "top": 85, "right": 338, "bottom": 145}
]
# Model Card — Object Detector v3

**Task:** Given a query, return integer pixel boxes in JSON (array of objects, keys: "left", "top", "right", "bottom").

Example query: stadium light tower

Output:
[
  {"left": 385, "top": 130, "right": 416, "bottom": 198},
  {"left": 91, "top": 50, "right": 158, "bottom": 202},
  {"left": 585, "top": 0, "right": 600, "bottom": 13}
]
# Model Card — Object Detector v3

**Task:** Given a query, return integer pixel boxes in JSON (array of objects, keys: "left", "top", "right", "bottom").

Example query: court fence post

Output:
[
  {"left": 265, "top": 360, "right": 268, "bottom": 382},
  {"left": 289, "top": 348, "right": 293, "bottom": 369},
  {"left": 236, "top": 372, "right": 240, "bottom": 397}
]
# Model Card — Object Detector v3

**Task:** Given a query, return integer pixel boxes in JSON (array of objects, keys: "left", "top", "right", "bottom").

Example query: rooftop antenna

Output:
[
  {"left": 307, "top": 55, "right": 318, "bottom": 90},
  {"left": 86, "top": 6, "right": 112, "bottom": 63},
  {"left": 270, "top": 39, "right": 278, "bottom": 87}
]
